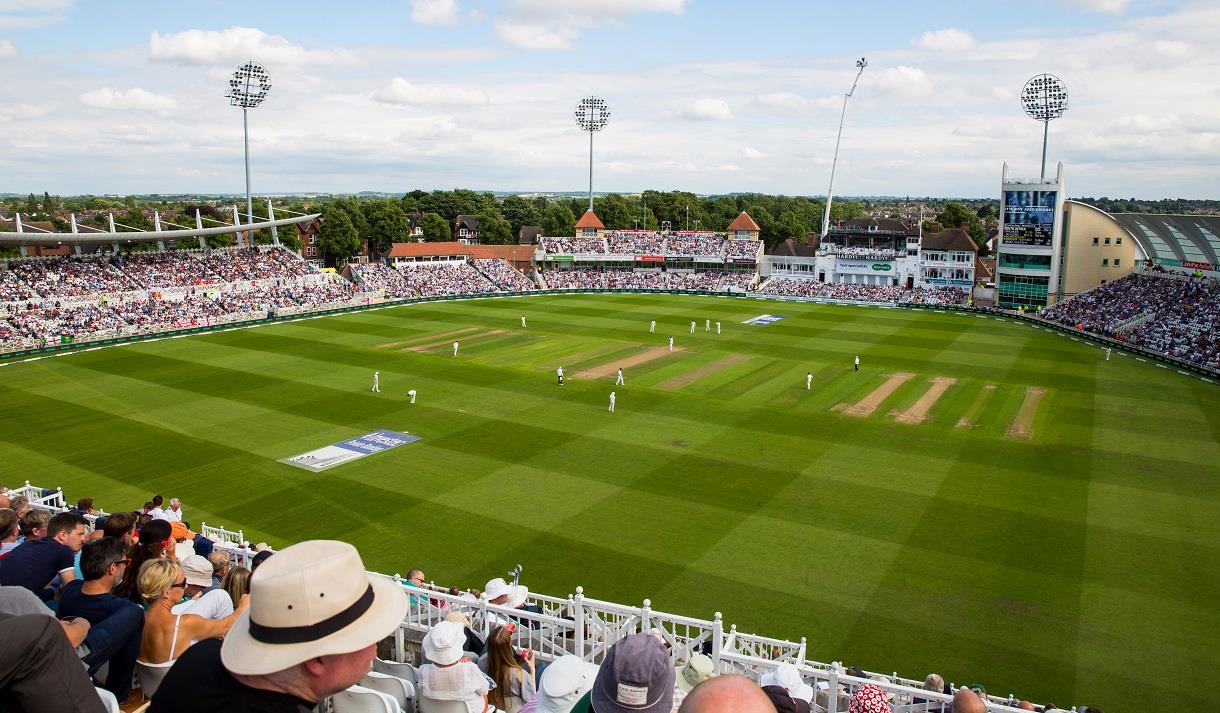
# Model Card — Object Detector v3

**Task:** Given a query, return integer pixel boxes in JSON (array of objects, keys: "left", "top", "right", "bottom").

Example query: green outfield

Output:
[{"left": 1, "top": 293, "right": 1216, "bottom": 711}]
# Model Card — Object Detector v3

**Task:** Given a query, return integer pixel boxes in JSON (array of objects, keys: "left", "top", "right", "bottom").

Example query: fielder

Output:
[
  {"left": 408, "top": 389, "right": 417, "bottom": 404},
  {"left": 716, "top": 321, "right": 721, "bottom": 334},
  {"left": 705, "top": 319, "right": 710, "bottom": 332},
  {"left": 689, "top": 320, "right": 696, "bottom": 334},
  {"left": 521, "top": 315, "right": 527, "bottom": 328},
  {"left": 616, "top": 368, "right": 624, "bottom": 386},
  {"left": 372, "top": 371, "right": 380, "bottom": 393},
  {"left": 806, "top": 372, "right": 812, "bottom": 390},
  {"left": 453, "top": 341, "right": 460, "bottom": 357},
  {"left": 668, "top": 336, "right": 674, "bottom": 352},
  {"left": 649, "top": 320, "right": 656, "bottom": 333},
  {"left": 1104, "top": 347, "right": 1112, "bottom": 361},
  {"left": 557, "top": 366, "right": 564, "bottom": 386},
  {"left": 853, "top": 355, "right": 860, "bottom": 372},
  {"left": 608, "top": 391, "right": 616, "bottom": 413}
]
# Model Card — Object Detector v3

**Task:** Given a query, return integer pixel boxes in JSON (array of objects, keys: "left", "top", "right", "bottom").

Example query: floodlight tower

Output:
[
  {"left": 821, "top": 57, "right": 867, "bottom": 240},
  {"left": 1020, "top": 73, "right": 1069, "bottom": 181},
  {"left": 226, "top": 61, "right": 272, "bottom": 241},
  {"left": 574, "top": 96, "right": 610, "bottom": 212}
]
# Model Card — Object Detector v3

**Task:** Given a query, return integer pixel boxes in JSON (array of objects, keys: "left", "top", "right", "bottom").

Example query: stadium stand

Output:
[
  {"left": 197, "top": 246, "right": 317, "bottom": 282},
  {"left": 761, "top": 278, "right": 904, "bottom": 303},
  {"left": 7, "top": 255, "right": 139, "bottom": 298},
  {"left": 905, "top": 286, "right": 970, "bottom": 306},
  {"left": 606, "top": 231, "right": 665, "bottom": 256},
  {"left": 1044, "top": 270, "right": 1220, "bottom": 369},
  {"left": 398, "top": 263, "right": 499, "bottom": 298},
  {"left": 666, "top": 233, "right": 724, "bottom": 256},
  {"left": 0, "top": 479, "right": 1059, "bottom": 713},
  {"left": 113, "top": 250, "right": 222, "bottom": 288},
  {"left": 667, "top": 271, "right": 721, "bottom": 291},
  {"left": 470, "top": 258, "right": 537, "bottom": 291}
]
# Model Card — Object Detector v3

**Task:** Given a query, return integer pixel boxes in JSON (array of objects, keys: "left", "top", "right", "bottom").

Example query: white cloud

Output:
[
  {"left": 870, "top": 66, "right": 934, "bottom": 98},
  {"left": 494, "top": 21, "right": 575, "bottom": 50},
  {"left": 373, "top": 77, "right": 488, "bottom": 106},
  {"left": 916, "top": 28, "right": 975, "bottom": 52},
  {"left": 495, "top": 0, "right": 688, "bottom": 50},
  {"left": 756, "top": 91, "right": 840, "bottom": 111},
  {"left": 0, "top": 38, "right": 15, "bottom": 59},
  {"left": 1059, "top": 0, "right": 1127, "bottom": 12},
  {"left": 682, "top": 98, "right": 733, "bottom": 121},
  {"left": 79, "top": 87, "right": 177, "bottom": 114},
  {"left": 411, "top": 0, "right": 461, "bottom": 26},
  {"left": 1152, "top": 40, "right": 1193, "bottom": 59},
  {"left": 0, "top": 0, "right": 71, "bottom": 30},
  {"left": 0, "top": 101, "right": 46, "bottom": 120},
  {"left": 742, "top": 147, "right": 765, "bottom": 158},
  {"left": 149, "top": 26, "right": 355, "bottom": 67}
]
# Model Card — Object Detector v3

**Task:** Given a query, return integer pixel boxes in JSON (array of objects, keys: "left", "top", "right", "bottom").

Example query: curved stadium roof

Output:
[{"left": 1110, "top": 212, "right": 1220, "bottom": 266}]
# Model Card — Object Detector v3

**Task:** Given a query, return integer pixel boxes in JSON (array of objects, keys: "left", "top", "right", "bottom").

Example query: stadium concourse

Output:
[{"left": 0, "top": 481, "right": 1064, "bottom": 713}]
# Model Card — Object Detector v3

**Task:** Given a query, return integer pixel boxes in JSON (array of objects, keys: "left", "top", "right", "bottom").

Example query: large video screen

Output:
[{"left": 1001, "top": 190, "right": 1057, "bottom": 246}]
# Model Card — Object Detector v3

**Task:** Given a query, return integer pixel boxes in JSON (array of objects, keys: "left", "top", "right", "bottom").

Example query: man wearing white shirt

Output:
[
  {"left": 163, "top": 498, "right": 184, "bottom": 523},
  {"left": 172, "top": 555, "right": 234, "bottom": 621},
  {"left": 148, "top": 494, "right": 168, "bottom": 521}
]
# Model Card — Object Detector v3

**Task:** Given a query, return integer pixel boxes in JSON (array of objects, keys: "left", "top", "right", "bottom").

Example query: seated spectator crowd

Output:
[
  {"left": 906, "top": 286, "right": 970, "bottom": 306},
  {"left": 545, "top": 269, "right": 744, "bottom": 292},
  {"left": 762, "top": 278, "right": 905, "bottom": 303},
  {"left": 1043, "top": 271, "right": 1220, "bottom": 370},
  {"left": 0, "top": 248, "right": 358, "bottom": 349}
]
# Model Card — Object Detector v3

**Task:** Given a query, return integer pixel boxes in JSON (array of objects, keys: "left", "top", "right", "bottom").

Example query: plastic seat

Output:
[
  {"left": 334, "top": 685, "right": 401, "bottom": 713},
  {"left": 373, "top": 658, "right": 419, "bottom": 689},
  {"left": 417, "top": 696, "right": 498, "bottom": 713},
  {"left": 360, "top": 671, "right": 415, "bottom": 713}
]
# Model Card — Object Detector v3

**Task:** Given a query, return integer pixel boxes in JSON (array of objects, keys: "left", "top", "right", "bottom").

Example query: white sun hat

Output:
[{"left": 220, "top": 540, "right": 408, "bottom": 676}]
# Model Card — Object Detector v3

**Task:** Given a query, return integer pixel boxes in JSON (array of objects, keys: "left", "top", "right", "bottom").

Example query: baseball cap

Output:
[
  {"left": 180, "top": 554, "right": 214, "bottom": 587},
  {"left": 591, "top": 633, "right": 675, "bottom": 713}
]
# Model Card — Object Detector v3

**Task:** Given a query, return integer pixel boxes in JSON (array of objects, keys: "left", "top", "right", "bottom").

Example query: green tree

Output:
[
  {"left": 746, "top": 205, "right": 777, "bottom": 245},
  {"left": 26, "top": 193, "right": 38, "bottom": 213},
  {"left": 419, "top": 212, "right": 451, "bottom": 242},
  {"left": 499, "top": 195, "right": 542, "bottom": 237},
  {"left": 476, "top": 207, "right": 514, "bottom": 244},
  {"left": 938, "top": 201, "right": 986, "bottom": 251},
  {"left": 364, "top": 200, "right": 409, "bottom": 254},
  {"left": 541, "top": 203, "right": 575, "bottom": 237},
  {"left": 317, "top": 207, "right": 362, "bottom": 261},
  {"left": 775, "top": 211, "right": 810, "bottom": 245},
  {"left": 592, "top": 194, "right": 633, "bottom": 230}
]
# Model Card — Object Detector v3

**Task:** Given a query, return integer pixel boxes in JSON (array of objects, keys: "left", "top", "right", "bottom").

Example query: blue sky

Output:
[{"left": 1, "top": 0, "right": 1217, "bottom": 198}]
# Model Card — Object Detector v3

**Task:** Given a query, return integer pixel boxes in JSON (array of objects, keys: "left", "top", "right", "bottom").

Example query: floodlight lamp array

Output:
[
  {"left": 574, "top": 96, "right": 610, "bottom": 132},
  {"left": 1020, "top": 73, "right": 1068, "bottom": 121},
  {"left": 227, "top": 62, "right": 272, "bottom": 109}
]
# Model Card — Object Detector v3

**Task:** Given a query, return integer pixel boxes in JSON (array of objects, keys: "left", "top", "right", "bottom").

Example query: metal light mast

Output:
[
  {"left": 226, "top": 61, "right": 272, "bottom": 244},
  {"left": 1020, "top": 74, "right": 1069, "bottom": 181},
  {"left": 574, "top": 96, "right": 610, "bottom": 212},
  {"left": 821, "top": 57, "right": 867, "bottom": 239}
]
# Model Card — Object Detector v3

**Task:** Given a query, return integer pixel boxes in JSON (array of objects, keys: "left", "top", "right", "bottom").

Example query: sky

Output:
[{"left": 1, "top": 0, "right": 1218, "bottom": 199}]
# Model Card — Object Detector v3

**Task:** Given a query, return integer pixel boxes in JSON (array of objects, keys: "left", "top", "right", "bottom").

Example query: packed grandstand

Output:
[
  {"left": 3, "top": 244, "right": 1219, "bottom": 373},
  {"left": 0, "top": 481, "right": 1069, "bottom": 713}
]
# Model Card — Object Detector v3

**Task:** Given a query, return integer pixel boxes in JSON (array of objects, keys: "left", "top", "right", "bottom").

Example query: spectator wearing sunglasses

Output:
[{"left": 58, "top": 537, "right": 146, "bottom": 702}]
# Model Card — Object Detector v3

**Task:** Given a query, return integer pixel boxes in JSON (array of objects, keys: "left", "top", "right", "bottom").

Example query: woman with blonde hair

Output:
[
  {"left": 220, "top": 565, "right": 250, "bottom": 609},
  {"left": 135, "top": 559, "right": 248, "bottom": 696},
  {"left": 479, "top": 624, "right": 536, "bottom": 713}
]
